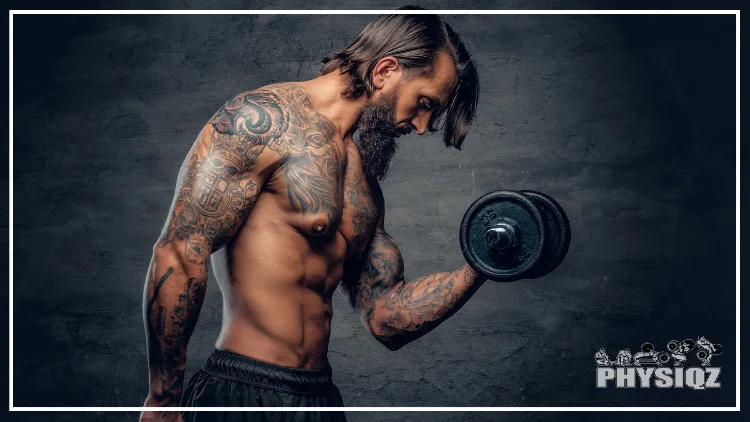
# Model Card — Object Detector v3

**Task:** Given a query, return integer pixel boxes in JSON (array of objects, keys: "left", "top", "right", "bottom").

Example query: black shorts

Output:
[{"left": 180, "top": 349, "right": 347, "bottom": 422}]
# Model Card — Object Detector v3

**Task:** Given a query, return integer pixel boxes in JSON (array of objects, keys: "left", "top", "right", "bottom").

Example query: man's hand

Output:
[{"left": 140, "top": 395, "right": 184, "bottom": 422}]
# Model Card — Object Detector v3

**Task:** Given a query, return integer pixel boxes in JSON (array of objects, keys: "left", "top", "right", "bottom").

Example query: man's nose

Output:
[{"left": 411, "top": 115, "right": 429, "bottom": 135}]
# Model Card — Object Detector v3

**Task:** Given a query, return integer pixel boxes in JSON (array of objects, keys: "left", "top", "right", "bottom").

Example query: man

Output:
[{"left": 141, "top": 8, "right": 480, "bottom": 422}]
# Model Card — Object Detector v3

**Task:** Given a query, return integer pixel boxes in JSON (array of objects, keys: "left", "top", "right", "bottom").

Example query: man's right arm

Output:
[
  {"left": 341, "top": 191, "right": 487, "bottom": 352},
  {"left": 140, "top": 90, "right": 288, "bottom": 417}
]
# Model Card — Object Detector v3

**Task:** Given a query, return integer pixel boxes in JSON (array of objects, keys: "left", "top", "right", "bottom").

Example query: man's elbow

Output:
[
  {"left": 369, "top": 329, "right": 405, "bottom": 351},
  {"left": 151, "top": 239, "right": 203, "bottom": 274},
  {"left": 152, "top": 240, "right": 180, "bottom": 261},
  {"left": 379, "top": 335, "right": 406, "bottom": 351},
  {"left": 364, "top": 308, "right": 406, "bottom": 351}
]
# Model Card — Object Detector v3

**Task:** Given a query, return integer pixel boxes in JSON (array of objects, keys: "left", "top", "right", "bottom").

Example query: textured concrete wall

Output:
[{"left": 11, "top": 6, "right": 736, "bottom": 420}]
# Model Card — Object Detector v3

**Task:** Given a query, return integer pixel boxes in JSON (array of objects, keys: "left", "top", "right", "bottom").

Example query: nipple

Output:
[{"left": 310, "top": 219, "right": 328, "bottom": 235}]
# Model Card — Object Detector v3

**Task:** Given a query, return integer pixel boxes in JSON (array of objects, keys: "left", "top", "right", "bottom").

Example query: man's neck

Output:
[{"left": 296, "top": 72, "right": 369, "bottom": 140}]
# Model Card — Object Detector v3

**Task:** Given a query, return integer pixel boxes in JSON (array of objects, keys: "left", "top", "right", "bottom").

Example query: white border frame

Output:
[{"left": 8, "top": 8, "right": 741, "bottom": 412}]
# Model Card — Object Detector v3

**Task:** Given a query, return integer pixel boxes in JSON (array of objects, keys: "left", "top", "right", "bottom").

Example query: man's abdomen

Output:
[{"left": 210, "top": 202, "right": 347, "bottom": 371}]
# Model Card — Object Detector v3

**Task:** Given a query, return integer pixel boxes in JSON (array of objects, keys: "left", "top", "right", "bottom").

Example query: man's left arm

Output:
[{"left": 341, "top": 203, "right": 488, "bottom": 351}]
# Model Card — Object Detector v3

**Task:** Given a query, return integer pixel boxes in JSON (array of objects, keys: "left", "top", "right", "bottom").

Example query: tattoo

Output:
[
  {"left": 284, "top": 148, "right": 342, "bottom": 228},
  {"left": 381, "top": 271, "right": 460, "bottom": 330},
  {"left": 158, "top": 277, "right": 207, "bottom": 395},
  {"left": 184, "top": 237, "right": 206, "bottom": 265},
  {"left": 268, "top": 83, "right": 345, "bottom": 232},
  {"left": 379, "top": 265, "right": 481, "bottom": 337},
  {"left": 211, "top": 91, "right": 287, "bottom": 142},
  {"left": 156, "top": 89, "right": 286, "bottom": 254},
  {"left": 344, "top": 227, "right": 483, "bottom": 347},
  {"left": 147, "top": 89, "right": 289, "bottom": 402},
  {"left": 346, "top": 172, "right": 378, "bottom": 248},
  {"left": 343, "top": 229, "right": 404, "bottom": 310},
  {"left": 147, "top": 267, "right": 174, "bottom": 311},
  {"left": 156, "top": 307, "right": 167, "bottom": 335}
]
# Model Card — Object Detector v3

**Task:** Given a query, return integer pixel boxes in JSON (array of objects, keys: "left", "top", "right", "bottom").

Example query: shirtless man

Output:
[{"left": 141, "top": 10, "right": 480, "bottom": 422}]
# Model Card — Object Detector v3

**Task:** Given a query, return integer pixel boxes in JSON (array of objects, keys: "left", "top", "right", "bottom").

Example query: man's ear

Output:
[{"left": 371, "top": 56, "right": 402, "bottom": 89}]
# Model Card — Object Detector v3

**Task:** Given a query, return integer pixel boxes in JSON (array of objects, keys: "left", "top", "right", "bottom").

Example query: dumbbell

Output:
[{"left": 459, "top": 190, "right": 571, "bottom": 281}]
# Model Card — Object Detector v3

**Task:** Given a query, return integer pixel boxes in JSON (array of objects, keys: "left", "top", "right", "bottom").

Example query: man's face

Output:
[
  {"left": 391, "top": 50, "right": 459, "bottom": 138},
  {"left": 356, "top": 50, "right": 459, "bottom": 181}
]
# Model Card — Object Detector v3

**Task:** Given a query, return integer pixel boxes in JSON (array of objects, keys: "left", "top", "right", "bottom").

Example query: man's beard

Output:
[{"left": 354, "top": 91, "right": 399, "bottom": 181}]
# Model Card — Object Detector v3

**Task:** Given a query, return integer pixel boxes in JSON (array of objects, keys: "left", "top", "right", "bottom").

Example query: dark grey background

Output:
[{"left": 11, "top": 5, "right": 737, "bottom": 420}]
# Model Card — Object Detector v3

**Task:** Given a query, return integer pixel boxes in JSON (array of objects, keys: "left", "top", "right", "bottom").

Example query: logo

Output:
[{"left": 595, "top": 336, "right": 723, "bottom": 389}]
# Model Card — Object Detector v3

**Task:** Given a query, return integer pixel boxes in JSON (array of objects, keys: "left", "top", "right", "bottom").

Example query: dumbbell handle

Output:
[{"left": 484, "top": 222, "right": 516, "bottom": 252}]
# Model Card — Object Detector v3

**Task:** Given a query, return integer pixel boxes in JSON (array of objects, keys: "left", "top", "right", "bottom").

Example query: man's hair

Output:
[{"left": 318, "top": 6, "right": 480, "bottom": 150}]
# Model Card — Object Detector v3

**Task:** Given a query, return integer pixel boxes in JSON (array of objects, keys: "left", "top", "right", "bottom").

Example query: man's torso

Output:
[{"left": 202, "top": 82, "right": 379, "bottom": 369}]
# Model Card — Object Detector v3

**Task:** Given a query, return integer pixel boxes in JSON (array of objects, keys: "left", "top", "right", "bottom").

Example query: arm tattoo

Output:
[
  {"left": 156, "top": 89, "right": 287, "bottom": 254},
  {"left": 156, "top": 307, "right": 166, "bottom": 335},
  {"left": 380, "top": 265, "right": 479, "bottom": 331},
  {"left": 157, "top": 277, "right": 207, "bottom": 395},
  {"left": 145, "top": 89, "right": 286, "bottom": 403},
  {"left": 345, "top": 228, "right": 485, "bottom": 348},
  {"left": 347, "top": 172, "right": 378, "bottom": 247},
  {"left": 146, "top": 266, "right": 173, "bottom": 311},
  {"left": 343, "top": 229, "right": 404, "bottom": 311}
]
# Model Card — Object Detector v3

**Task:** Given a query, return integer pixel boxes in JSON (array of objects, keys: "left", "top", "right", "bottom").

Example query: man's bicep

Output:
[
  {"left": 156, "top": 90, "right": 287, "bottom": 261},
  {"left": 342, "top": 226, "right": 405, "bottom": 312}
]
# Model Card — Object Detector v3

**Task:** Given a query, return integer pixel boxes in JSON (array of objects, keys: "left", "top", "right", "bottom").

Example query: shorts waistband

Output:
[{"left": 201, "top": 349, "right": 333, "bottom": 394}]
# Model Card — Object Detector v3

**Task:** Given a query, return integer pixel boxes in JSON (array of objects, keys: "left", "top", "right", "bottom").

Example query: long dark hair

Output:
[{"left": 319, "top": 6, "right": 480, "bottom": 150}]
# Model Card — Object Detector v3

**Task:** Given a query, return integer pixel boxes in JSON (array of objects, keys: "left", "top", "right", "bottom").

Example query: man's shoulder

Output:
[
  {"left": 217, "top": 81, "right": 308, "bottom": 116},
  {"left": 250, "top": 81, "right": 311, "bottom": 108},
  {"left": 209, "top": 82, "right": 309, "bottom": 144}
]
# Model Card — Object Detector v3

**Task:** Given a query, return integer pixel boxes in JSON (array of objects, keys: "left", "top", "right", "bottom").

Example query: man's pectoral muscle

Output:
[{"left": 342, "top": 207, "right": 487, "bottom": 351}]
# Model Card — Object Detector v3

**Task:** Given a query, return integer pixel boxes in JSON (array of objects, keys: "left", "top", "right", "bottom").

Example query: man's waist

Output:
[
  {"left": 216, "top": 317, "right": 332, "bottom": 370},
  {"left": 200, "top": 348, "right": 334, "bottom": 394}
]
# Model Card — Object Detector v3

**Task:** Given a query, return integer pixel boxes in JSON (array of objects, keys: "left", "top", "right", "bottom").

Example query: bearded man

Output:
[{"left": 141, "top": 8, "right": 480, "bottom": 422}]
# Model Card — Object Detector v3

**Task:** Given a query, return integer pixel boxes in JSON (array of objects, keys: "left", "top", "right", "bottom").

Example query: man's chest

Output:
[
  {"left": 256, "top": 82, "right": 380, "bottom": 257},
  {"left": 265, "top": 130, "right": 378, "bottom": 258}
]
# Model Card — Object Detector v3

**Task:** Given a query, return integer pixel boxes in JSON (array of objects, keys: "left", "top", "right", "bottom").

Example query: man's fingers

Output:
[{"left": 139, "top": 409, "right": 184, "bottom": 422}]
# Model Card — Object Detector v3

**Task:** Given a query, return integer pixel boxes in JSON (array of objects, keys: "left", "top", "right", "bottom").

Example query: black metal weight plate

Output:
[
  {"left": 520, "top": 190, "right": 571, "bottom": 279},
  {"left": 460, "top": 191, "right": 546, "bottom": 281}
]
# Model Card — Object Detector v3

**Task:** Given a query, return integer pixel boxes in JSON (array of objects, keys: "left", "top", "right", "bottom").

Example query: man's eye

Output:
[{"left": 420, "top": 101, "right": 432, "bottom": 110}]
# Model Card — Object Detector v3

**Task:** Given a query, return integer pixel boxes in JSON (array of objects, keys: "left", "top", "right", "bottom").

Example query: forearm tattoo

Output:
[
  {"left": 379, "top": 265, "right": 481, "bottom": 334},
  {"left": 348, "top": 228, "right": 484, "bottom": 347}
]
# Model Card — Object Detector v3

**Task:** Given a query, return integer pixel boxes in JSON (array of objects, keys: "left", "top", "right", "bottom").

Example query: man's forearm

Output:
[
  {"left": 367, "top": 264, "right": 487, "bottom": 350},
  {"left": 143, "top": 243, "right": 208, "bottom": 405}
]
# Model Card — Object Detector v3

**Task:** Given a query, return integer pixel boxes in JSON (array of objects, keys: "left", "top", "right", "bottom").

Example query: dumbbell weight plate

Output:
[
  {"left": 519, "top": 191, "right": 571, "bottom": 279},
  {"left": 460, "top": 191, "right": 546, "bottom": 281}
]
